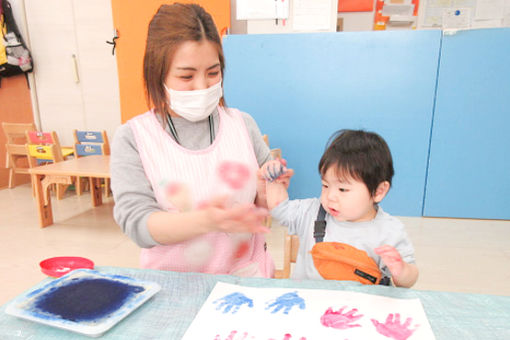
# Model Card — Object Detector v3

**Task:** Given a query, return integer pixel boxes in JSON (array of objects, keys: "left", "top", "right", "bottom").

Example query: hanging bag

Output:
[{"left": 0, "top": 0, "right": 33, "bottom": 84}]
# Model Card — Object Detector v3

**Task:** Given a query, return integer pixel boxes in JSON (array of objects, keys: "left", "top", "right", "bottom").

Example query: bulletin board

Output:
[
  {"left": 223, "top": 30, "right": 441, "bottom": 217},
  {"left": 418, "top": 0, "right": 510, "bottom": 30}
]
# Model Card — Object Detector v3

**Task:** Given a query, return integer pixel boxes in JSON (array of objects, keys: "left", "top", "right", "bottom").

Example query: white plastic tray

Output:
[{"left": 5, "top": 269, "right": 161, "bottom": 337}]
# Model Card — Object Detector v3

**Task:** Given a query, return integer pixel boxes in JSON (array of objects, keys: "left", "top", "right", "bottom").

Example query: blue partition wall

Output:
[
  {"left": 223, "top": 31, "right": 441, "bottom": 216},
  {"left": 423, "top": 28, "right": 510, "bottom": 219}
]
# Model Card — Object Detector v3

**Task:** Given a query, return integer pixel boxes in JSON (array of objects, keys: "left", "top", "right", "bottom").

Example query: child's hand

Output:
[
  {"left": 374, "top": 245, "right": 404, "bottom": 277},
  {"left": 259, "top": 159, "right": 293, "bottom": 184}
]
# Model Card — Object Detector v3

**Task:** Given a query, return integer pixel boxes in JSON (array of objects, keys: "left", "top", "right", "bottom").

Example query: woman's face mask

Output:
[{"left": 165, "top": 81, "right": 222, "bottom": 122}]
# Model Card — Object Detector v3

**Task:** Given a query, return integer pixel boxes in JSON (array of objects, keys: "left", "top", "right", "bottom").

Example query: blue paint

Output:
[
  {"left": 213, "top": 292, "right": 254, "bottom": 314},
  {"left": 33, "top": 278, "right": 145, "bottom": 322},
  {"left": 265, "top": 291, "right": 305, "bottom": 315},
  {"left": 455, "top": 10, "right": 461, "bottom": 15}
]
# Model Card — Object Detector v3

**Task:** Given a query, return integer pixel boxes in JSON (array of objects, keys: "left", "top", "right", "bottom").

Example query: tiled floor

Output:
[{"left": 1, "top": 183, "right": 510, "bottom": 306}]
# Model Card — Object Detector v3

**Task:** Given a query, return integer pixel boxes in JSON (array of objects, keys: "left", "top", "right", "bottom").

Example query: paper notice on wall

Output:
[
  {"left": 422, "top": 0, "right": 476, "bottom": 27},
  {"left": 293, "top": 0, "right": 331, "bottom": 31},
  {"left": 422, "top": 0, "right": 453, "bottom": 27},
  {"left": 442, "top": 7, "right": 472, "bottom": 28},
  {"left": 382, "top": 3, "right": 415, "bottom": 16},
  {"left": 236, "top": 0, "right": 289, "bottom": 20},
  {"left": 475, "top": 0, "right": 504, "bottom": 19}
]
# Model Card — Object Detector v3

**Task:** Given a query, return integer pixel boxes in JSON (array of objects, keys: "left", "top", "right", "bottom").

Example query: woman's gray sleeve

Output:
[
  {"left": 240, "top": 112, "right": 272, "bottom": 166},
  {"left": 110, "top": 124, "right": 161, "bottom": 248}
]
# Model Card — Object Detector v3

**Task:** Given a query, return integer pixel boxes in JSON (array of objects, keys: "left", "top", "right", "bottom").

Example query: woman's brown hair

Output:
[{"left": 143, "top": 3, "right": 225, "bottom": 120}]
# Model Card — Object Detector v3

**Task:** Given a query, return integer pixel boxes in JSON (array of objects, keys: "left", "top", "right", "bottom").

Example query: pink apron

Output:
[{"left": 129, "top": 106, "right": 274, "bottom": 277}]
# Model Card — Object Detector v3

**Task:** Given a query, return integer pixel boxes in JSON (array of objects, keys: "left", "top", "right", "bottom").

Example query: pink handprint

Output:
[
  {"left": 371, "top": 313, "right": 419, "bottom": 340},
  {"left": 320, "top": 306, "right": 364, "bottom": 329}
]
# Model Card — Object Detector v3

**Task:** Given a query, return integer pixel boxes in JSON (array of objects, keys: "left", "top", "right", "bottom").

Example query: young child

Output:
[{"left": 262, "top": 129, "right": 418, "bottom": 287}]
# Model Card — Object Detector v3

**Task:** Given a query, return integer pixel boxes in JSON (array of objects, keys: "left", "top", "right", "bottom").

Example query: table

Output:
[
  {"left": 28, "top": 155, "right": 110, "bottom": 227},
  {"left": 1, "top": 266, "right": 509, "bottom": 339}
]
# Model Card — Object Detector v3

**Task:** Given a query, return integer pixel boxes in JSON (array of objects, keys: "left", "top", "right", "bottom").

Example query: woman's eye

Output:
[
  {"left": 321, "top": 183, "right": 328, "bottom": 188},
  {"left": 339, "top": 188, "right": 348, "bottom": 192},
  {"left": 179, "top": 75, "right": 192, "bottom": 80},
  {"left": 208, "top": 71, "right": 220, "bottom": 77}
]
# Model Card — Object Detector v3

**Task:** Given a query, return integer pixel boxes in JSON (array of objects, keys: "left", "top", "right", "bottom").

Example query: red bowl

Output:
[{"left": 39, "top": 256, "right": 94, "bottom": 277}]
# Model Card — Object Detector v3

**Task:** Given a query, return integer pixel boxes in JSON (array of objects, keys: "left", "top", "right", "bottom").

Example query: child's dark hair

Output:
[{"left": 318, "top": 129, "right": 394, "bottom": 196}]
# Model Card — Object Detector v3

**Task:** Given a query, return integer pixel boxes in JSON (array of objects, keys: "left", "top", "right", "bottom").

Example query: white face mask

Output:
[{"left": 165, "top": 81, "right": 223, "bottom": 122}]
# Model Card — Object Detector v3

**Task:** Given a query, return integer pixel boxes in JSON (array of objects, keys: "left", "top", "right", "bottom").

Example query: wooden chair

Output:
[
  {"left": 2, "top": 122, "right": 36, "bottom": 189},
  {"left": 73, "top": 130, "right": 110, "bottom": 196},
  {"left": 26, "top": 131, "right": 74, "bottom": 159},
  {"left": 26, "top": 130, "right": 73, "bottom": 199},
  {"left": 26, "top": 144, "right": 69, "bottom": 200},
  {"left": 274, "top": 232, "right": 299, "bottom": 279}
]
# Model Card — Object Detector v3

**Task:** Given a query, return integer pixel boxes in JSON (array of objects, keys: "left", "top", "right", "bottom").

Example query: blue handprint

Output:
[
  {"left": 213, "top": 292, "right": 254, "bottom": 314},
  {"left": 265, "top": 291, "right": 306, "bottom": 315}
]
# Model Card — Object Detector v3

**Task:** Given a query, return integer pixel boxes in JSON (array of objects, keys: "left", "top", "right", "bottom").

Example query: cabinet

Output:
[
  {"left": 423, "top": 28, "right": 510, "bottom": 220},
  {"left": 24, "top": 0, "right": 120, "bottom": 146}
]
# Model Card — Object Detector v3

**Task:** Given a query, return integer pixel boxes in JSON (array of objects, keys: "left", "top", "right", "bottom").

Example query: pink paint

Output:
[
  {"left": 218, "top": 161, "right": 251, "bottom": 190},
  {"left": 226, "top": 330, "right": 237, "bottom": 340},
  {"left": 234, "top": 240, "right": 250, "bottom": 259},
  {"left": 283, "top": 334, "right": 292, "bottom": 340},
  {"left": 165, "top": 182, "right": 181, "bottom": 196},
  {"left": 371, "top": 313, "right": 419, "bottom": 340},
  {"left": 320, "top": 306, "right": 364, "bottom": 330}
]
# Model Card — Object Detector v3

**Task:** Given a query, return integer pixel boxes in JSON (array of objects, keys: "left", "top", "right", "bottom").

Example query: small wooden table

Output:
[{"left": 29, "top": 155, "right": 110, "bottom": 227}]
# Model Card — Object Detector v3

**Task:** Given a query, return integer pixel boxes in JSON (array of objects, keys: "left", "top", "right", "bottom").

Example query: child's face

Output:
[{"left": 320, "top": 166, "right": 377, "bottom": 223}]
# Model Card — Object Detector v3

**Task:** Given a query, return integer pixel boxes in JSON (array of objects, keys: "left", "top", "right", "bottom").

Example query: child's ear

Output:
[{"left": 373, "top": 181, "right": 390, "bottom": 203}]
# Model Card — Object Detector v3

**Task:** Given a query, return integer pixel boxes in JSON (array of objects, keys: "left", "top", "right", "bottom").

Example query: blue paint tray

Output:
[{"left": 5, "top": 269, "right": 161, "bottom": 337}]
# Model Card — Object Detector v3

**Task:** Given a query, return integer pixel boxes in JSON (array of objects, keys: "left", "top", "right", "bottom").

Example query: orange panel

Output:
[
  {"left": 0, "top": 75, "right": 34, "bottom": 188},
  {"left": 111, "top": 0, "right": 231, "bottom": 123}
]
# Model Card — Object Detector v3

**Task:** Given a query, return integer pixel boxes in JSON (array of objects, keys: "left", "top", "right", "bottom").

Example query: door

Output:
[{"left": 24, "top": 0, "right": 120, "bottom": 146}]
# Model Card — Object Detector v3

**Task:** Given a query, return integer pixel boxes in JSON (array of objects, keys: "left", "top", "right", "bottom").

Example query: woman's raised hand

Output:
[{"left": 199, "top": 195, "right": 269, "bottom": 234}]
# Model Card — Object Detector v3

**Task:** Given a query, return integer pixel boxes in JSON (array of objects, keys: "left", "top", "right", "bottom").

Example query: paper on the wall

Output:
[
  {"left": 382, "top": 3, "right": 415, "bottom": 16},
  {"left": 475, "top": 0, "right": 504, "bottom": 19},
  {"left": 236, "top": 0, "right": 289, "bottom": 20},
  {"left": 442, "top": 7, "right": 472, "bottom": 28},
  {"left": 293, "top": 0, "right": 331, "bottom": 31},
  {"left": 182, "top": 282, "right": 436, "bottom": 339}
]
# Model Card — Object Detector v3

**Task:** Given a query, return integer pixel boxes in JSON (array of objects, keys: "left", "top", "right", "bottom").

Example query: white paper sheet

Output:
[
  {"left": 292, "top": 0, "right": 331, "bottom": 31},
  {"left": 237, "top": 0, "right": 289, "bottom": 20},
  {"left": 475, "top": 0, "right": 504, "bottom": 19},
  {"left": 182, "top": 282, "right": 436, "bottom": 340},
  {"left": 443, "top": 7, "right": 472, "bottom": 28}
]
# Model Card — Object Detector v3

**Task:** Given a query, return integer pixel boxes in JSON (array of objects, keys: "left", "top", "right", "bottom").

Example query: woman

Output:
[{"left": 111, "top": 3, "right": 277, "bottom": 277}]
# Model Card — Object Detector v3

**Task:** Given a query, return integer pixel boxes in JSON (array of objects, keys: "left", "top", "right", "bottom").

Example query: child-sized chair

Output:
[
  {"left": 73, "top": 130, "right": 110, "bottom": 196},
  {"left": 26, "top": 130, "right": 75, "bottom": 199},
  {"left": 274, "top": 232, "right": 299, "bottom": 279},
  {"left": 2, "top": 122, "right": 36, "bottom": 189},
  {"left": 26, "top": 144, "right": 69, "bottom": 200},
  {"left": 26, "top": 131, "right": 75, "bottom": 160}
]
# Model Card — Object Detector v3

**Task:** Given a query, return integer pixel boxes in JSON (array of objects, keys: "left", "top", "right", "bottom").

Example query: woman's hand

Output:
[{"left": 199, "top": 195, "right": 270, "bottom": 234}]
